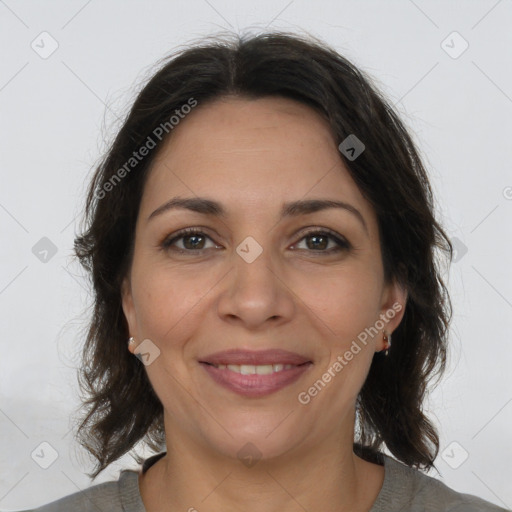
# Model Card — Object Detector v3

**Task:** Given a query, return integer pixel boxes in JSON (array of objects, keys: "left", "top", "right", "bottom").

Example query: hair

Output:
[{"left": 73, "top": 30, "right": 453, "bottom": 479}]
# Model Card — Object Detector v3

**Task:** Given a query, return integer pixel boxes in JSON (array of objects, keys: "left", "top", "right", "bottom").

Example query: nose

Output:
[{"left": 216, "top": 242, "right": 296, "bottom": 331}]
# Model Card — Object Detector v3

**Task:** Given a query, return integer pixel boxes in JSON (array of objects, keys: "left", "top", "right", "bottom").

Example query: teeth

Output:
[
  {"left": 256, "top": 365, "right": 273, "bottom": 375},
  {"left": 214, "top": 363, "right": 295, "bottom": 374}
]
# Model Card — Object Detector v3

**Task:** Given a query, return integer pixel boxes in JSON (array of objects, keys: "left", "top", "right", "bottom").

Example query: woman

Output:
[{"left": 25, "top": 31, "right": 508, "bottom": 511}]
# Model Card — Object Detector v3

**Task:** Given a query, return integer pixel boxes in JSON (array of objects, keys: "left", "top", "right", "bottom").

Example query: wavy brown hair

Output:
[{"left": 73, "top": 31, "right": 453, "bottom": 479}]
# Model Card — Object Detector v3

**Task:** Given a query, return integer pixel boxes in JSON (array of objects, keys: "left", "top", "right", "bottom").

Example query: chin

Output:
[{"left": 198, "top": 412, "right": 309, "bottom": 465}]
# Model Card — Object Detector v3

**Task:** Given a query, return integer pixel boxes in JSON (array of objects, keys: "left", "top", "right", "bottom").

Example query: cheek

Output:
[
  {"left": 294, "top": 264, "right": 383, "bottom": 345},
  {"left": 130, "top": 267, "right": 209, "bottom": 407},
  {"left": 295, "top": 270, "right": 381, "bottom": 416},
  {"left": 131, "top": 261, "right": 213, "bottom": 343}
]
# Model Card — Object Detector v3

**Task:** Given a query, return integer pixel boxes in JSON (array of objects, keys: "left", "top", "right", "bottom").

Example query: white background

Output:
[{"left": 1, "top": 0, "right": 511, "bottom": 510}]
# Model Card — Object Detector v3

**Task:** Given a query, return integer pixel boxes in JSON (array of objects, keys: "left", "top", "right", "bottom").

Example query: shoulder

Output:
[
  {"left": 372, "top": 454, "right": 510, "bottom": 512},
  {"left": 15, "top": 469, "right": 143, "bottom": 512}
]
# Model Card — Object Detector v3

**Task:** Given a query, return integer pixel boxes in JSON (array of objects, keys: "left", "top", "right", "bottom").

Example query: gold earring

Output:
[{"left": 382, "top": 332, "right": 391, "bottom": 356}]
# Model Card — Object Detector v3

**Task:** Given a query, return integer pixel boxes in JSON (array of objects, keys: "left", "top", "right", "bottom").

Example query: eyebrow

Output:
[{"left": 147, "top": 196, "right": 368, "bottom": 234}]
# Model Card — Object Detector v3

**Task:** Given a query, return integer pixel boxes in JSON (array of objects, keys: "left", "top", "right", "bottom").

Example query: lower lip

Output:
[{"left": 200, "top": 362, "right": 312, "bottom": 398}]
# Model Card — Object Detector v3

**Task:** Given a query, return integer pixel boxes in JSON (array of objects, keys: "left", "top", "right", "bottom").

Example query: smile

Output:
[
  {"left": 209, "top": 363, "right": 298, "bottom": 374},
  {"left": 200, "top": 361, "right": 313, "bottom": 397}
]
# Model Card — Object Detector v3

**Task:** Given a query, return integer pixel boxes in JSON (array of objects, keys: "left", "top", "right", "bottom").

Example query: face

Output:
[{"left": 122, "top": 96, "right": 407, "bottom": 463}]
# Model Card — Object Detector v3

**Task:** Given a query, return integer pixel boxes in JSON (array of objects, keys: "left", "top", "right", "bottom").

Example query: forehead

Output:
[{"left": 140, "top": 96, "right": 373, "bottom": 225}]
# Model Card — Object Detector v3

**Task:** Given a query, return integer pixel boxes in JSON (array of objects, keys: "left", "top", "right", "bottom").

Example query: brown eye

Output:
[
  {"left": 180, "top": 233, "right": 206, "bottom": 250},
  {"left": 161, "top": 228, "right": 218, "bottom": 253},
  {"left": 293, "top": 229, "right": 350, "bottom": 254},
  {"left": 305, "top": 233, "right": 329, "bottom": 250}
]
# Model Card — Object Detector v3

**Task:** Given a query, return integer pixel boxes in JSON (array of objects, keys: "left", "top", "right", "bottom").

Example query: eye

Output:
[
  {"left": 160, "top": 227, "right": 220, "bottom": 253},
  {"left": 160, "top": 227, "right": 351, "bottom": 255},
  {"left": 292, "top": 228, "right": 351, "bottom": 254}
]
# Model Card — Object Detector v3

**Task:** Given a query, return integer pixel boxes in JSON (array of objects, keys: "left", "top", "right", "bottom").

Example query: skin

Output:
[{"left": 122, "top": 96, "right": 407, "bottom": 512}]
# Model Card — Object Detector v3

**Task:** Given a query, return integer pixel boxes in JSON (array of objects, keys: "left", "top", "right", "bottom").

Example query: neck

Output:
[{"left": 139, "top": 411, "right": 384, "bottom": 512}]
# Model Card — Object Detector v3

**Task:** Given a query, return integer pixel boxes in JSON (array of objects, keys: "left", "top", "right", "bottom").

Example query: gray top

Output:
[{"left": 21, "top": 452, "right": 509, "bottom": 512}]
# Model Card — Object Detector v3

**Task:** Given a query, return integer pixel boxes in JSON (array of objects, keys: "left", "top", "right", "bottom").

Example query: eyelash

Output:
[{"left": 160, "top": 227, "right": 351, "bottom": 255}]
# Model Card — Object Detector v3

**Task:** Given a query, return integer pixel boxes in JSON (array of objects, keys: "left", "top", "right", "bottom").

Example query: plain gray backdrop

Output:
[{"left": 1, "top": 0, "right": 511, "bottom": 510}]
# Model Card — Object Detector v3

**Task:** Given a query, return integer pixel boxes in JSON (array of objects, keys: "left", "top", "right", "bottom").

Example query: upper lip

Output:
[{"left": 199, "top": 349, "right": 312, "bottom": 366}]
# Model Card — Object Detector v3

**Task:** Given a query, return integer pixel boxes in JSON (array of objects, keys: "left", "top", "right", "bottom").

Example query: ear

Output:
[
  {"left": 376, "top": 278, "right": 408, "bottom": 351},
  {"left": 121, "top": 276, "right": 138, "bottom": 354}
]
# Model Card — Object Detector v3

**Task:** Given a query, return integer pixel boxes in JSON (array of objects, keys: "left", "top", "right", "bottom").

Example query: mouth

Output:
[
  {"left": 198, "top": 349, "right": 313, "bottom": 397},
  {"left": 199, "top": 348, "right": 312, "bottom": 366},
  {"left": 202, "top": 362, "right": 309, "bottom": 374}
]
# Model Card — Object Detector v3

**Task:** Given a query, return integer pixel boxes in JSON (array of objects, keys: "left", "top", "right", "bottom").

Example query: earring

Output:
[
  {"left": 128, "top": 336, "right": 136, "bottom": 347},
  {"left": 382, "top": 331, "right": 391, "bottom": 356}
]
